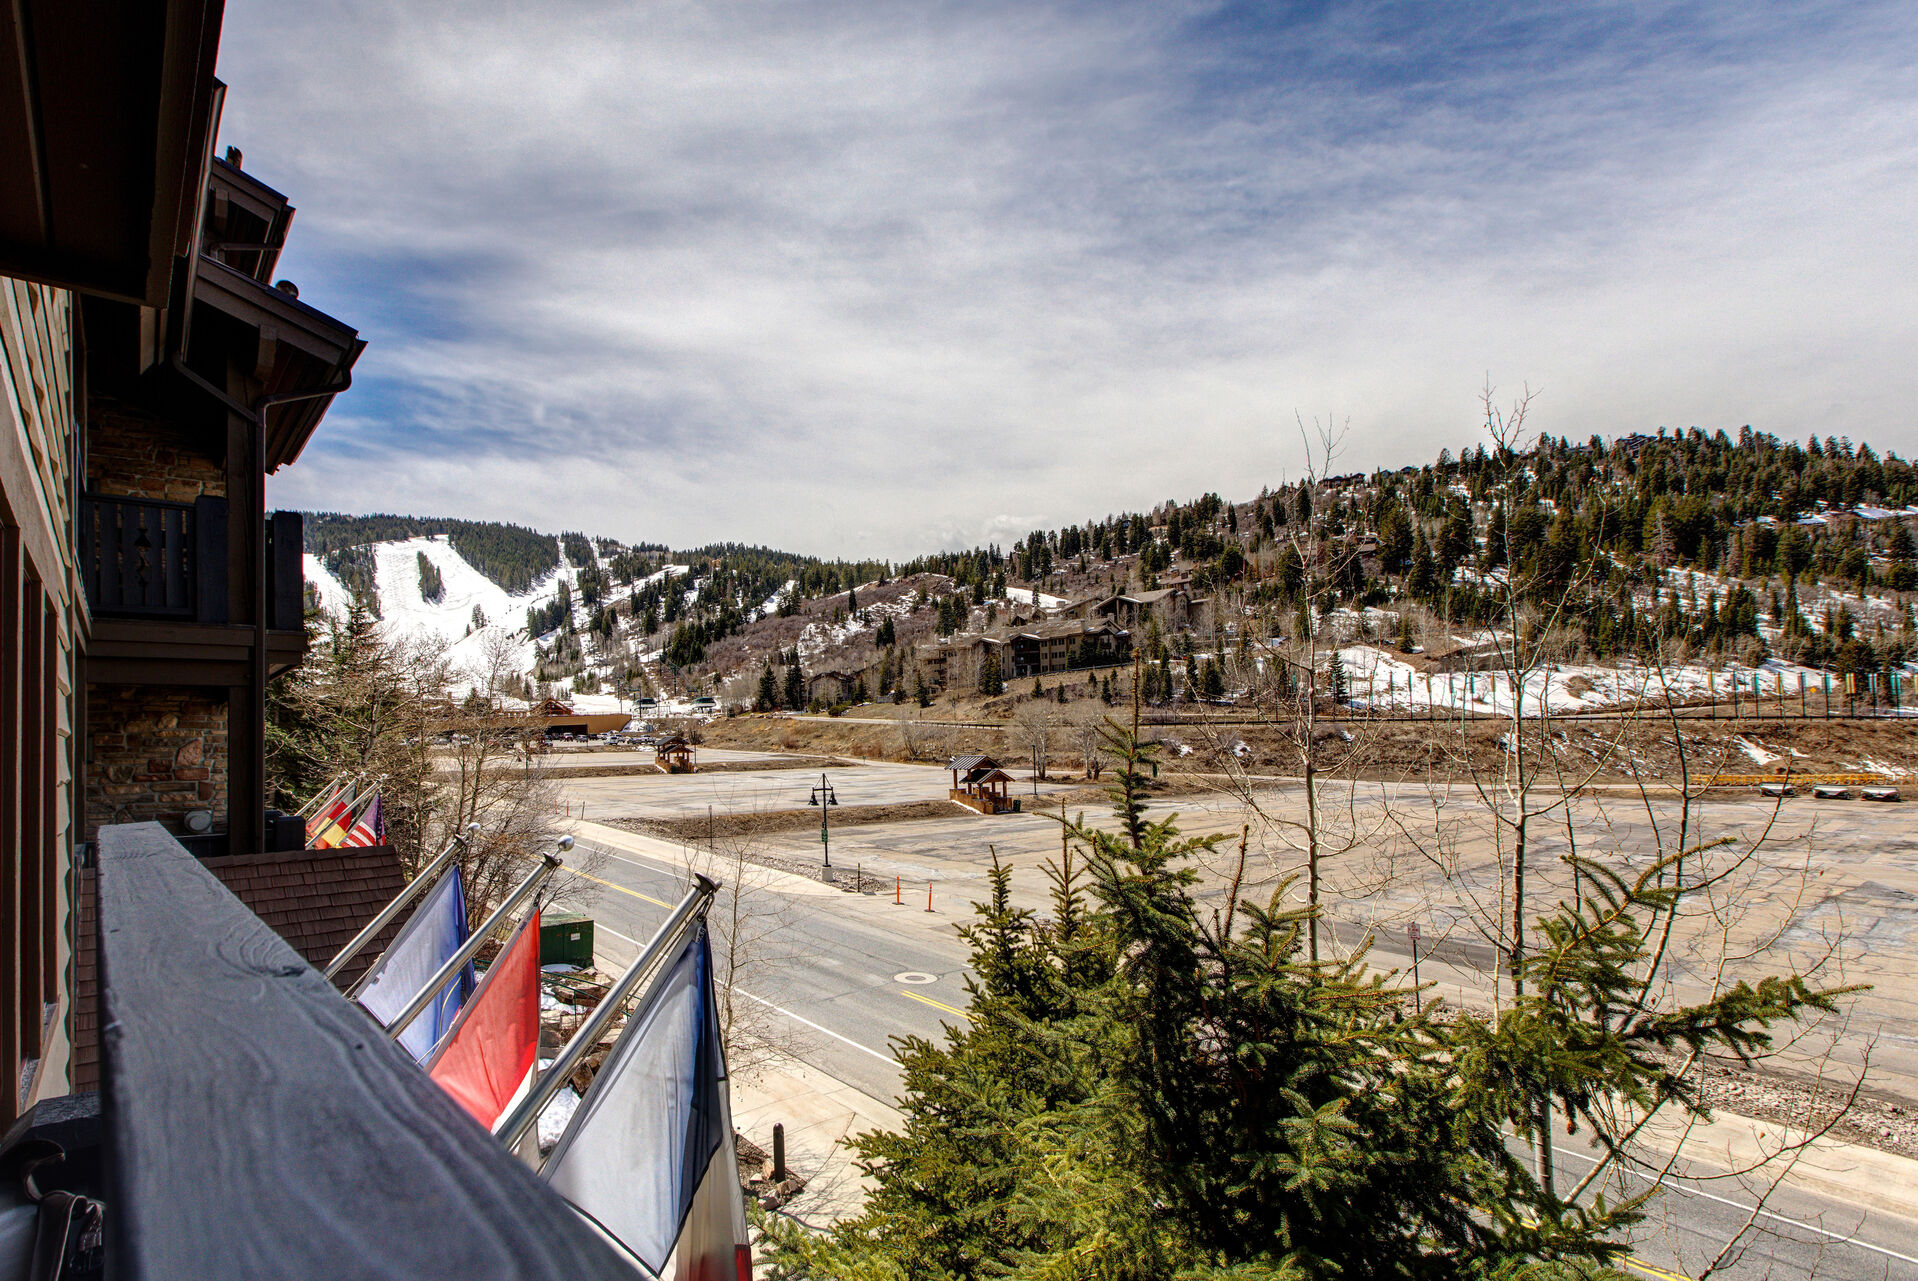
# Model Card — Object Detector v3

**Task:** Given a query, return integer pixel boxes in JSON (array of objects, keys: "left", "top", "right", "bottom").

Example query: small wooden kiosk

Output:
[
  {"left": 949, "top": 754, "right": 1016, "bottom": 814},
  {"left": 655, "top": 735, "right": 696, "bottom": 774}
]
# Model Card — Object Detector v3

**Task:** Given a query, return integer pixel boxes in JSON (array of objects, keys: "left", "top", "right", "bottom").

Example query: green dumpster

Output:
[{"left": 540, "top": 912, "right": 594, "bottom": 968}]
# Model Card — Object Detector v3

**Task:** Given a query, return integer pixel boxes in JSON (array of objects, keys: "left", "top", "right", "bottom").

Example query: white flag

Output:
[{"left": 542, "top": 922, "right": 749, "bottom": 1278}]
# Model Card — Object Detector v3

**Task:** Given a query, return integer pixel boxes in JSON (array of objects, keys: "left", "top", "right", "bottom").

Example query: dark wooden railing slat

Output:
[
  {"left": 163, "top": 504, "right": 189, "bottom": 609},
  {"left": 195, "top": 495, "right": 227, "bottom": 624},
  {"left": 117, "top": 500, "right": 142, "bottom": 609},
  {"left": 96, "top": 823, "right": 637, "bottom": 1280}
]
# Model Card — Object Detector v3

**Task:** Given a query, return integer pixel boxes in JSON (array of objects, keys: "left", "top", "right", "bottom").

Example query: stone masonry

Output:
[
  {"left": 85, "top": 391, "right": 226, "bottom": 502},
  {"left": 84, "top": 686, "right": 228, "bottom": 839}
]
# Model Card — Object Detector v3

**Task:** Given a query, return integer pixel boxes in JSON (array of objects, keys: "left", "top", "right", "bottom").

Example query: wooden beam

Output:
[
  {"left": 19, "top": 571, "right": 42, "bottom": 1059},
  {"left": 94, "top": 822, "right": 642, "bottom": 1278},
  {"left": 0, "top": 525, "right": 20, "bottom": 1123}
]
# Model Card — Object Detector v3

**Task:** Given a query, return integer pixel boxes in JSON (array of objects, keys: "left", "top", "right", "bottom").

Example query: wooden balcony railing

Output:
[
  {"left": 80, "top": 493, "right": 220, "bottom": 619},
  {"left": 94, "top": 822, "right": 635, "bottom": 1278},
  {"left": 79, "top": 495, "right": 304, "bottom": 629}
]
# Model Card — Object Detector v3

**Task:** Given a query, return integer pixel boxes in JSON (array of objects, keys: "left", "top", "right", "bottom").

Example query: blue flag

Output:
[
  {"left": 356, "top": 865, "right": 474, "bottom": 1061},
  {"left": 542, "top": 922, "right": 748, "bottom": 1276}
]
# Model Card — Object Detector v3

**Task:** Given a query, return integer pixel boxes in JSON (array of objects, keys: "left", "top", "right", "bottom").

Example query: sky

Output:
[{"left": 228, "top": 1, "right": 1918, "bottom": 561}]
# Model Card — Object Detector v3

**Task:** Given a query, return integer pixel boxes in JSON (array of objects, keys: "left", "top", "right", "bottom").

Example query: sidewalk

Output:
[
  {"left": 730, "top": 1054, "right": 904, "bottom": 1226},
  {"left": 1633, "top": 1103, "right": 1918, "bottom": 1225}
]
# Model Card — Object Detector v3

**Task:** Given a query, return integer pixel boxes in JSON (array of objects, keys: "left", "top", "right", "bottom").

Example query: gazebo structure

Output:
[
  {"left": 949, "top": 754, "right": 1016, "bottom": 815},
  {"left": 655, "top": 735, "right": 696, "bottom": 774}
]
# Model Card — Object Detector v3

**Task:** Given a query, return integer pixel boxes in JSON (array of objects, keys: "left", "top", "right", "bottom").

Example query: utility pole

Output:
[{"left": 809, "top": 773, "right": 838, "bottom": 867}]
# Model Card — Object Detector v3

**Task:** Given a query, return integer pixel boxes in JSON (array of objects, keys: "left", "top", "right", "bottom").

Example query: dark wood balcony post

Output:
[
  {"left": 268, "top": 511, "right": 301, "bottom": 631},
  {"left": 193, "top": 495, "right": 227, "bottom": 623}
]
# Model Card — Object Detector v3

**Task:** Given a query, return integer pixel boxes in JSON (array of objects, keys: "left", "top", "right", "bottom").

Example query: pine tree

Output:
[
  {"left": 979, "top": 652, "right": 1003, "bottom": 697},
  {"left": 782, "top": 663, "right": 804, "bottom": 711},
  {"left": 756, "top": 661, "right": 777, "bottom": 711},
  {"left": 763, "top": 720, "right": 1850, "bottom": 1279}
]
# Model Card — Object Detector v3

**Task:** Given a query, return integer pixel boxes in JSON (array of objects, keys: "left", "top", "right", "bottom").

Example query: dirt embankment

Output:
[
  {"left": 609, "top": 799, "right": 970, "bottom": 843},
  {"left": 702, "top": 708, "right": 1918, "bottom": 788},
  {"left": 541, "top": 754, "right": 842, "bottom": 779}
]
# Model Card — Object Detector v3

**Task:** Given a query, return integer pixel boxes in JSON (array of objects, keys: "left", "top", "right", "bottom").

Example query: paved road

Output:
[
  {"left": 568, "top": 829, "right": 974, "bottom": 1105},
  {"left": 561, "top": 826, "right": 1918, "bottom": 1280}
]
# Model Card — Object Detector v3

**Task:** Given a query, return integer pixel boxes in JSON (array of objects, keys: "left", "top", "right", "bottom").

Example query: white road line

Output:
[
  {"left": 1553, "top": 1144, "right": 1918, "bottom": 1266},
  {"left": 729, "top": 987, "right": 897, "bottom": 1067}
]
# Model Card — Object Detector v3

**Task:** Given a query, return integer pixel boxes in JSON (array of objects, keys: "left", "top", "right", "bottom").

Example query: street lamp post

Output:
[{"left": 808, "top": 773, "right": 839, "bottom": 867}]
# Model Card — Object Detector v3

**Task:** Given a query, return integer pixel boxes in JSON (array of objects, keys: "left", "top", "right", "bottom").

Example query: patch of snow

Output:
[
  {"left": 1733, "top": 737, "right": 1780, "bottom": 766},
  {"left": 537, "top": 1086, "right": 580, "bottom": 1150},
  {"left": 1006, "top": 586, "right": 1071, "bottom": 610}
]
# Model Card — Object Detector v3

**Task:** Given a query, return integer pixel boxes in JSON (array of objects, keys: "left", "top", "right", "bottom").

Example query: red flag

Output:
[{"left": 426, "top": 910, "right": 541, "bottom": 1127}]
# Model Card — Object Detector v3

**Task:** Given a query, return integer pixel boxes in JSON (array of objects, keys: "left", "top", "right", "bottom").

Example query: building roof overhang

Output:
[
  {"left": 203, "top": 155, "right": 295, "bottom": 284},
  {"left": 190, "top": 255, "right": 365, "bottom": 471},
  {"left": 0, "top": 0, "right": 224, "bottom": 305}
]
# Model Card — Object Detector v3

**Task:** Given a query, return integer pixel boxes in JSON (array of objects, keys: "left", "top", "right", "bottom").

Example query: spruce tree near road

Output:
[{"left": 761, "top": 717, "right": 1852, "bottom": 1280}]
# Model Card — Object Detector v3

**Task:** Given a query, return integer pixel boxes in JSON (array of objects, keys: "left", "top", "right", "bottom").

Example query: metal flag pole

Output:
[
  {"left": 293, "top": 772, "right": 349, "bottom": 819},
  {"left": 326, "top": 822, "right": 480, "bottom": 982},
  {"left": 381, "top": 836, "right": 572, "bottom": 1043},
  {"left": 493, "top": 873, "right": 719, "bottom": 1154}
]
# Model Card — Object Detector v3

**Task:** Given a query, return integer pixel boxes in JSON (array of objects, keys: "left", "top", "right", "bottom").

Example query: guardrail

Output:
[
  {"left": 1699, "top": 773, "right": 1893, "bottom": 788},
  {"left": 94, "top": 821, "right": 634, "bottom": 1278}
]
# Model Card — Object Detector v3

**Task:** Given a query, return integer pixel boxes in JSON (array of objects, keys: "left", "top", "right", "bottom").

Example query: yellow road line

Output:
[
  {"left": 1521, "top": 1215, "right": 1689, "bottom": 1281},
  {"left": 569, "top": 867, "right": 674, "bottom": 910},
  {"left": 900, "top": 989, "right": 970, "bottom": 1020}
]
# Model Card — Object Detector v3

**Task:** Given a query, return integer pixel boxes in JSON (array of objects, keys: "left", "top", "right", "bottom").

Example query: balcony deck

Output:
[{"left": 94, "top": 822, "right": 635, "bottom": 1278}]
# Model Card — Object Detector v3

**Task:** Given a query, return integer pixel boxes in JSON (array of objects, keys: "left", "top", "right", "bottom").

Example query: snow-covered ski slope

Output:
[{"left": 304, "top": 535, "right": 687, "bottom": 685}]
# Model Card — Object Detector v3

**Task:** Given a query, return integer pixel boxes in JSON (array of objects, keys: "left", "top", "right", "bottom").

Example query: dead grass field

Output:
[{"left": 701, "top": 706, "right": 1918, "bottom": 787}]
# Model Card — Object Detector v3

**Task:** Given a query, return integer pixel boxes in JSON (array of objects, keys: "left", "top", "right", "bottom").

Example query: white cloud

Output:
[{"left": 238, "top": 1, "right": 1918, "bottom": 557}]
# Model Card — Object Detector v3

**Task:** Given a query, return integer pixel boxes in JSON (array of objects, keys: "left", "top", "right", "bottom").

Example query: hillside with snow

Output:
[{"left": 304, "top": 532, "right": 691, "bottom": 696}]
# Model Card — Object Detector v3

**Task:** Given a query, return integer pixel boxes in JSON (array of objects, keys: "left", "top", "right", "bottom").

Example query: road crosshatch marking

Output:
[
  {"left": 570, "top": 866, "right": 673, "bottom": 910},
  {"left": 900, "top": 988, "right": 970, "bottom": 1020}
]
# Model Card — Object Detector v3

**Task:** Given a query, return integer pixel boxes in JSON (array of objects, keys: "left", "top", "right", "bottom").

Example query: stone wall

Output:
[
  {"left": 85, "top": 392, "right": 225, "bottom": 501},
  {"left": 84, "top": 686, "right": 228, "bottom": 839}
]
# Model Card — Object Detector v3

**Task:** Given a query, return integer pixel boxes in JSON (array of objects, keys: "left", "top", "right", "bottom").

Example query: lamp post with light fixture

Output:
[{"left": 808, "top": 773, "right": 839, "bottom": 867}]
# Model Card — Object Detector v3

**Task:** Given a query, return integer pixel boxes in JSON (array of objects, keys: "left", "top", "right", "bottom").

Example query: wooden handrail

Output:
[{"left": 95, "top": 822, "right": 636, "bottom": 1279}]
